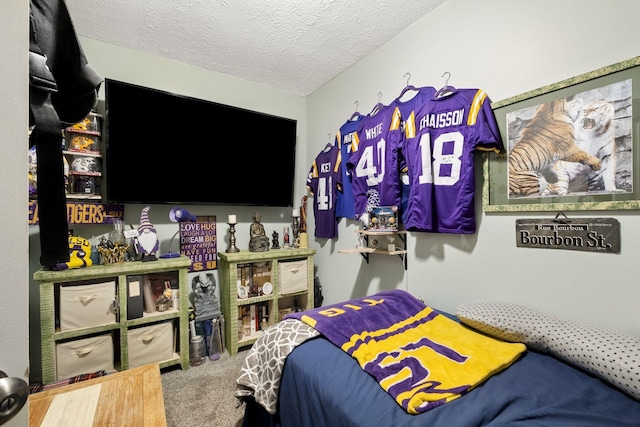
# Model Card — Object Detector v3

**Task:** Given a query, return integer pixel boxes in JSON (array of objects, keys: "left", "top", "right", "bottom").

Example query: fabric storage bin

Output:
[
  {"left": 59, "top": 280, "right": 116, "bottom": 331},
  {"left": 127, "top": 321, "right": 174, "bottom": 368},
  {"left": 56, "top": 333, "right": 115, "bottom": 380},
  {"left": 278, "top": 259, "right": 308, "bottom": 294}
]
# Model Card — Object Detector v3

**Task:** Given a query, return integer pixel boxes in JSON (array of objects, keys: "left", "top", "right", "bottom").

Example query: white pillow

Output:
[{"left": 455, "top": 301, "right": 640, "bottom": 402}]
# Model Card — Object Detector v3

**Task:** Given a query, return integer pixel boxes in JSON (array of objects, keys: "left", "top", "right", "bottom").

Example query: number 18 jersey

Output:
[{"left": 402, "top": 89, "right": 502, "bottom": 234}]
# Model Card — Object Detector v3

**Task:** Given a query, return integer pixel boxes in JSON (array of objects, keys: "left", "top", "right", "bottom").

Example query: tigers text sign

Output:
[
  {"left": 28, "top": 201, "right": 124, "bottom": 225},
  {"left": 515, "top": 218, "right": 620, "bottom": 253}
]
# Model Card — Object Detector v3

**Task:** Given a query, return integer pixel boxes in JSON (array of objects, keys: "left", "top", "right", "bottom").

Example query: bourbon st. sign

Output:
[{"left": 515, "top": 218, "right": 620, "bottom": 253}]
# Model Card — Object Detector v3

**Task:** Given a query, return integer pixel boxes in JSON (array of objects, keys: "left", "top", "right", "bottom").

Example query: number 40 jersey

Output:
[
  {"left": 401, "top": 89, "right": 502, "bottom": 234},
  {"left": 346, "top": 105, "right": 404, "bottom": 218}
]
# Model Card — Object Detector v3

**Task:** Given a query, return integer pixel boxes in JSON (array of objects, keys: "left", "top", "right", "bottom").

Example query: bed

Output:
[{"left": 235, "top": 290, "right": 640, "bottom": 426}]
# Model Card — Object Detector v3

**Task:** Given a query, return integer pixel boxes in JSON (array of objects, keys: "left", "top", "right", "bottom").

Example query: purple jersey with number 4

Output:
[
  {"left": 306, "top": 145, "right": 342, "bottom": 239},
  {"left": 402, "top": 89, "right": 502, "bottom": 234},
  {"left": 347, "top": 105, "right": 403, "bottom": 218}
]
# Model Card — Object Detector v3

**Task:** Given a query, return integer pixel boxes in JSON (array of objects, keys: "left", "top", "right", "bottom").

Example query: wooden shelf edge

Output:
[
  {"left": 338, "top": 248, "right": 374, "bottom": 254},
  {"left": 339, "top": 248, "right": 407, "bottom": 256},
  {"left": 127, "top": 310, "right": 180, "bottom": 327},
  {"left": 354, "top": 229, "right": 406, "bottom": 236},
  {"left": 34, "top": 256, "right": 191, "bottom": 281},
  {"left": 54, "top": 323, "right": 120, "bottom": 341}
]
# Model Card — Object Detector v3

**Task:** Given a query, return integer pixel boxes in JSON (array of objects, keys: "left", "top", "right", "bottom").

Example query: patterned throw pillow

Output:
[{"left": 455, "top": 301, "right": 640, "bottom": 402}]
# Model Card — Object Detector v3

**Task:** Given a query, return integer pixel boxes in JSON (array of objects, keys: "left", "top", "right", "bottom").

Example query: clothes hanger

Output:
[
  {"left": 369, "top": 91, "right": 384, "bottom": 115},
  {"left": 395, "top": 72, "right": 418, "bottom": 101},
  {"left": 350, "top": 100, "right": 363, "bottom": 121},
  {"left": 435, "top": 71, "right": 456, "bottom": 98},
  {"left": 323, "top": 133, "right": 333, "bottom": 152}
]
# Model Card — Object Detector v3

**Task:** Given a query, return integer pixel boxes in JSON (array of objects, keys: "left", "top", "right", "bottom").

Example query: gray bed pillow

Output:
[{"left": 455, "top": 301, "right": 640, "bottom": 402}]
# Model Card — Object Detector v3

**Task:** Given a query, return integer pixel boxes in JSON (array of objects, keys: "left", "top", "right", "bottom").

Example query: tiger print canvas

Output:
[
  {"left": 543, "top": 100, "right": 619, "bottom": 195},
  {"left": 505, "top": 79, "right": 633, "bottom": 199},
  {"left": 507, "top": 97, "right": 601, "bottom": 198}
]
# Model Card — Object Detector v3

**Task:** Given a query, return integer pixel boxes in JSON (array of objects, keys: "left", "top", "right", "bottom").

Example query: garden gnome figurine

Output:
[{"left": 136, "top": 206, "right": 159, "bottom": 262}]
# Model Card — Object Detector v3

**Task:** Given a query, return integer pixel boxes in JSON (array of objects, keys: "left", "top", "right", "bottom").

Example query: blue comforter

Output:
[
  {"left": 245, "top": 338, "right": 640, "bottom": 427},
  {"left": 285, "top": 290, "right": 526, "bottom": 414}
]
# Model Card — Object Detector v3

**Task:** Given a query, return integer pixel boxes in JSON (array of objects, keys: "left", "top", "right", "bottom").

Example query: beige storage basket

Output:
[
  {"left": 127, "top": 321, "right": 174, "bottom": 368},
  {"left": 59, "top": 281, "right": 117, "bottom": 331},
  {"left": 55, "top": 333, "right": 115, "bottom": 380},
  {"left": 278, "top": 259, "right": 308, "bottom": 294}
]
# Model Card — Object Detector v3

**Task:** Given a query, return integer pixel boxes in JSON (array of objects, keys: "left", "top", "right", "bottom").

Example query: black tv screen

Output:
[{"left": 104, "top": 79, "right": 297, "bottom": 206}]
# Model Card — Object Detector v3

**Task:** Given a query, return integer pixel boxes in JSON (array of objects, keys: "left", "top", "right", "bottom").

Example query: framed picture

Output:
[{"left": 483, "top": 56, "right": 640, "bottom": 212}]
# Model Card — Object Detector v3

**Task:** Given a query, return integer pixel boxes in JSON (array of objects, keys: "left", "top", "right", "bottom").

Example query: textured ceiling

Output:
[{"left": 65, "top": 0, "right": 448, "bottom": 96}]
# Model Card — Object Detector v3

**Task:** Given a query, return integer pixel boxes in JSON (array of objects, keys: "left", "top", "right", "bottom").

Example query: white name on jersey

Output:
[
  {"left": 344, "top": 131, "right": 356, "bottom": 153},
  {"left": 364, "top": 122, "right": 384, "bottom": 139}
]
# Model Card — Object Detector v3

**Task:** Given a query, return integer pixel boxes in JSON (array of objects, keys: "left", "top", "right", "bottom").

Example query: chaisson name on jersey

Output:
[{"left": 419, "top": 108, "right": 464, "bottom": 130}]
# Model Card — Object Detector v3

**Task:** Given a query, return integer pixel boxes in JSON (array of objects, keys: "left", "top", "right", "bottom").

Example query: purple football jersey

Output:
[
  {"left": 389, "top": 87, "right": 437, "bottom": 223},
  {"left": 306, "top": 145, "right": 342, "bottom": 239},
  {"left": 335, "top": 115, "right": 365, "bottom": 220},
  {"left": 346, "top": 104, "right": 403, "bottom": 218},
  {"left": 390, "top": 86, "right": 437, "bottom": 137},
  {"left": 402, "top": 89, "right": 502, "bottom": 234}
]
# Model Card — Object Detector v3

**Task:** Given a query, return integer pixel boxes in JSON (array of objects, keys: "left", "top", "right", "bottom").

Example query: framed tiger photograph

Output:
[{"left": 483, "top": 55, "right": 640, "bottom": 212}]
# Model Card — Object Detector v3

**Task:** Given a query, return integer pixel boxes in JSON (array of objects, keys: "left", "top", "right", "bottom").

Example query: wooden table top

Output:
[{"left": 29, "top": 364, "right": 166, "bottom": 427}]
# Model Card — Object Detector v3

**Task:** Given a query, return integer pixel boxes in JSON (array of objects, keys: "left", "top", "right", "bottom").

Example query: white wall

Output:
[
  {"left": 307, "top": 0, "right": 640, "bottom": 337},
  {"left": 1, "top": 1, "right": 29, "bottom": 426}
]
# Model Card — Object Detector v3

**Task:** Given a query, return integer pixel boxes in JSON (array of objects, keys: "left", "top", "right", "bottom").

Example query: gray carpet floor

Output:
[{"left": 161, "top": 349, "right": 249, "bottom": 427}]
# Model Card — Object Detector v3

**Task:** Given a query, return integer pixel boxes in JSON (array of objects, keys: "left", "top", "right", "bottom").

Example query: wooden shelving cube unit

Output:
[
  {"left": 34, "top": 256, "right": 191, "bottom": 384},
  {"left": 219, "top": 248, "right": 315, "bottom": 355}
]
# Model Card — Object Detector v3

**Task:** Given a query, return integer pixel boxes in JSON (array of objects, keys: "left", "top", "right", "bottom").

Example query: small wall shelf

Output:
[{"left": 339, "top": 230, "right": 407, "bottom": 269}]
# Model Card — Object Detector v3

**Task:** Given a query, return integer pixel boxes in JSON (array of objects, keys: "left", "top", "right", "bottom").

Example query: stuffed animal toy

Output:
[{"left": 54, "top": 235, "right": 93, "bottom": 270}]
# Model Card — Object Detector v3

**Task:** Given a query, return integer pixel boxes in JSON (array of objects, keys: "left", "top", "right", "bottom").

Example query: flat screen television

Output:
[{"left": 104, "top": 79, "right": 297, "bottom": 206}]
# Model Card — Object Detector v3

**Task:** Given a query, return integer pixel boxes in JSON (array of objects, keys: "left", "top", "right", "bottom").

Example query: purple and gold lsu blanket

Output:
[{"left": 285, "top": 290, "right": 526, "bottom": 414}]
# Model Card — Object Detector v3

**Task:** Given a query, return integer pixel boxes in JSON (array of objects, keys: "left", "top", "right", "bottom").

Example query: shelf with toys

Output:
[
  {"left": 338, "top": 206, "right": 407, "bottom": 269},
  {"left": 339, "top": 230, "right": 407, "bottom": 269},
  {"left": 63, "top": 111, "right": 103, "bottom": 200}
]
